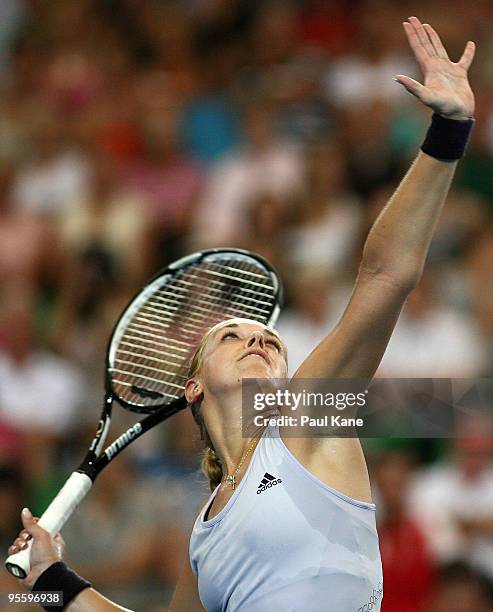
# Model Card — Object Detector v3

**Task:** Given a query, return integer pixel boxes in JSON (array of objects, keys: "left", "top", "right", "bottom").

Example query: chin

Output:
[{"left": 239, "top": 362, "right": 271, "bottom": 376}]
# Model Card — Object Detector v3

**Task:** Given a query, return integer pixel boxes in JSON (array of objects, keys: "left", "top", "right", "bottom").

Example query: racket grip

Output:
[{"left": 5, "top": 472, "right": 92, "bottom": 579}]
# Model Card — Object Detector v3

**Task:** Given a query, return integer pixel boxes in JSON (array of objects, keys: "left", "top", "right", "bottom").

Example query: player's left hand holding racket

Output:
[{"left": 5, "top": 248, "right": 282, "bottom": 579}]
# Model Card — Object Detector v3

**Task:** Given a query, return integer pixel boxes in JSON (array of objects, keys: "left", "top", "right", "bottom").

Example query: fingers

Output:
[
  {"left": 403, "top": 20, "right": 429, "bottom": 68},
  {"left": 403, "top": 17, "right": 475, "bottom": 73},
  {"left": 8, "top": 509, "right": 41, "bottom": 555},
  {"left": 407, "top": 16, "right": 436, "bottom": 59},
  {"left": 393, "top": 75, "right": 426, "bottom": 99},
  {"left": 423, "top": 23, "right": 449, "bottom": 59},
  {"left": 459, "top": 41, "right": 476, "bottom": 71},
  {"left": 20, "top": 508, "right": 45, "bottom": 538},
  {"left": 8, "top": 533, "right": 31, "bottom": 555}
]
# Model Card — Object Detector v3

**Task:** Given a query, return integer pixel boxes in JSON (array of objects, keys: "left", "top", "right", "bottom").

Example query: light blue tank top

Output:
[{"left": 189, "top": 426, "right": 383, "bottom": 612}]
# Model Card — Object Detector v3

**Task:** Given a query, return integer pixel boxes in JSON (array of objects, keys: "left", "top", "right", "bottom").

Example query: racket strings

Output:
[
  {"left": 141, "top": 290, "right": 269, "bottom": 319},
  {"left": 110, "top": 256, "right": 279, "bottom": 409},
  {"left": 117, "top": 347, "right": 189, "bottom": 367},
  {"left": 121, "top": 260, "right": 274, "bottom": 370},
  {"left": 113, "top": 357, "right": 188, "bottom": 379},
  {"left": 148, "top": 292, "right": 271, "bottom": 318},
  {"left": 120, "top": 335, "right": 190, "bottom": 352},
  {"left": 154, "top": 277, "right": 275, "bottom": 309}
]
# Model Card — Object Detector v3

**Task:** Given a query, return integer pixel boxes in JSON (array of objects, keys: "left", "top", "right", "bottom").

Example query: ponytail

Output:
[{"left": 201, "top": 447, "right": 223, "bottom": 492}]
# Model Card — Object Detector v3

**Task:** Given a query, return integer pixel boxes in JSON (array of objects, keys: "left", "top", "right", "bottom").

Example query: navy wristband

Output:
[
  {"left": 32, "top": 562, "right": 91, "bottom": 611},
  {"left": 421, "top": 113, "right": 474, "bottom": 161}
]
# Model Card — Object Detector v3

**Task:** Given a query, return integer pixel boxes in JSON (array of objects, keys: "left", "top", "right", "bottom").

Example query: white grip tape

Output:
[{"left": 5, "top": 472, "right": 92, "bottom": 578}]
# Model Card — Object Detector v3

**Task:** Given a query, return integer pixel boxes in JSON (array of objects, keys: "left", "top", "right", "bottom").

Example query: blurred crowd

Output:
[{"left": 0, "top": 0, "right": 492, "bottom": 610}]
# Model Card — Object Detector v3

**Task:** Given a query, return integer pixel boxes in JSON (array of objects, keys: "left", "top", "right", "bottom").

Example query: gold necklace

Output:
[{"left": 223, "top": 432, "right": 262, "bottom": 490}]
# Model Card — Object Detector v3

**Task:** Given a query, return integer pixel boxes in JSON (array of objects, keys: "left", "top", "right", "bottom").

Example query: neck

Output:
[{"left": 202, "top": 388, "right": 264, "bottom": 475}]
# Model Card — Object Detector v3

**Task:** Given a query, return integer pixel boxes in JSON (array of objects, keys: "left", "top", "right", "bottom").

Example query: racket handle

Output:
[{"left": 5, "top": 472, "right": 92, "bottom": 579}]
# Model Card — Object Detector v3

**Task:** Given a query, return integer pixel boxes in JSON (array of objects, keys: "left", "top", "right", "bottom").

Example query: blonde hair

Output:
[
  {"left": 188, "top": 318, "right": 285, "bottom": 491},
  {"left": 188, "top": 323, "right": 224, "bottom": 491}
]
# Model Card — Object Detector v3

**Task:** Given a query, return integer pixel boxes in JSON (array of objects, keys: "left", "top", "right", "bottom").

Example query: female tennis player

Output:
[{"left": 9, "top": 16, "right": 476, "bottom": 612}]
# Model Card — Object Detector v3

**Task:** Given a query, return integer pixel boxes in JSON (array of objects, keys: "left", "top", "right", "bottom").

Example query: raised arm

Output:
[{"left": 295, "top": 16, "right": 475, "bottom": 380}]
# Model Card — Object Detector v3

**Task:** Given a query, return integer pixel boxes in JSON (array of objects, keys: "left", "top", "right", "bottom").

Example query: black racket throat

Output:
[{"left": 78, "top": 396, "right": 188, "bottom": 481}]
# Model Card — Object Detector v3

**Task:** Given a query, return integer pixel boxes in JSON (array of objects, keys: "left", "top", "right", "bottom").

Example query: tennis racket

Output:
[{"left": 5, "top": 248, "right": 282, "bottom": 578}]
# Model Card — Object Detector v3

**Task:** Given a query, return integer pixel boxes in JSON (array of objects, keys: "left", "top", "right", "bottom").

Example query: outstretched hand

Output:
[{"left": 394, "top": 16, "right": 475, "bottom": 120}]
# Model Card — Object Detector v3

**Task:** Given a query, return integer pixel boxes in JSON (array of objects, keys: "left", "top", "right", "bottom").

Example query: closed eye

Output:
[
  {"left": 266, "top": 339, "right": 281, "bottom": 352},
  {"left": 222, "top": 332, "right": 239, "bottom": 340}
]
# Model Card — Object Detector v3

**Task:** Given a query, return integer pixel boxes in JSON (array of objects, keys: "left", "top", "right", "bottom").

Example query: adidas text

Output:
[{"left": 257, "top": 472, "right": 282, "bottom": 494}]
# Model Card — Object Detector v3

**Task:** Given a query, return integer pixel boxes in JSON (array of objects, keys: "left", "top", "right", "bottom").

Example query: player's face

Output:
[{"left": 199, "top": 321, "right": 288, "bottom": 393}]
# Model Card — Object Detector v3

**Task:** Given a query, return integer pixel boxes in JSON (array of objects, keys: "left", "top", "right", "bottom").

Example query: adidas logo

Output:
[{"left": 257, "top": 472, "right": 282, "bottom": 494}]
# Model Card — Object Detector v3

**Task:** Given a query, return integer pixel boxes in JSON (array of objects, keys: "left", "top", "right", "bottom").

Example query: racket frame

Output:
[
  {"left": 106, "top": 247, "right": 282, "bottom": 414},
  {"left": 5, "top": 247, "right": 282, "bottom": 578}
]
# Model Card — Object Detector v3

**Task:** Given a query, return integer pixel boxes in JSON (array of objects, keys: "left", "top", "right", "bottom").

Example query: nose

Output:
[{"left": 246, "top": 331, "right": 265, "bottom": 349}]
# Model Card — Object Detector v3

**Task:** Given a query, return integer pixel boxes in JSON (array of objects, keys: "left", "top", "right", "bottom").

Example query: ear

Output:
[{"left": 185, "top": 378, "right": 203, "bottom": 404}]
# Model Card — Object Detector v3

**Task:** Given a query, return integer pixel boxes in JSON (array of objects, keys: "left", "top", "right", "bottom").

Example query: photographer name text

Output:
[{"left": 254, "top": 414, "right": 364, "bottom": 428}]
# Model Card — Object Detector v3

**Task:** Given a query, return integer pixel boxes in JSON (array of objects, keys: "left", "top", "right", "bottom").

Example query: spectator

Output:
[
  {"left": 409, "top": 415, "right": 493, "bottom": 580},
  {"left": 458, "top": 89, "right": 493, "bottom": 214},
  {"left": 10, "top": 114, "right": 91, "bottom": 217},
  {"left": 0, "top": 290, "right": 84, "bottom": 488},
  {"left": 242, "top": 194, "right": 290, "bottom": 274},
  {"left": 337, "top": 100, "right": 403, "bottom": 198},
  {"left": 57, "top": 153, "right": 154, "bottom": 287},
  {"left": 190, "top": 100, "right": 304, "bottom": 248},
  {"left": 284, "top": 138, "right": 363, "bottom": 273},
  {"left": 429, "top": 561, "right": 493, "bottom": 612},
  {"left": 0, "top": 164, "right": 54, "bottom": 296},
  {"left": 378, "top": 271, "right": 487, "bottom": 377},
  {"left": 50, "top": 243, "right": 125, "bottom": 381},
  {"left": 62, "top": 453, "right": 189, "bottom": 612},
  {"left": 322, "top": 3, "right": 415, "bottom": 108},
  {"left": 374, "top": 450, "right": 437, "bottom": 612},
  {"left": 296, "top": 0, "right": 356, "bottom": 56},
  {"left": 123, "top": 90, "right": 202, "bottom": 263},
  {"left": 468, "top": 224, "right": 493, "bottom": 374},
  {"left": 0, "top": 0, "right": 26, "bottom": 78},
  {"left": 0, "top": 293, "right": 83, "bottom": 437},
  {"left": 277, "top": 268, "right": 348, "bottom": 375}
]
